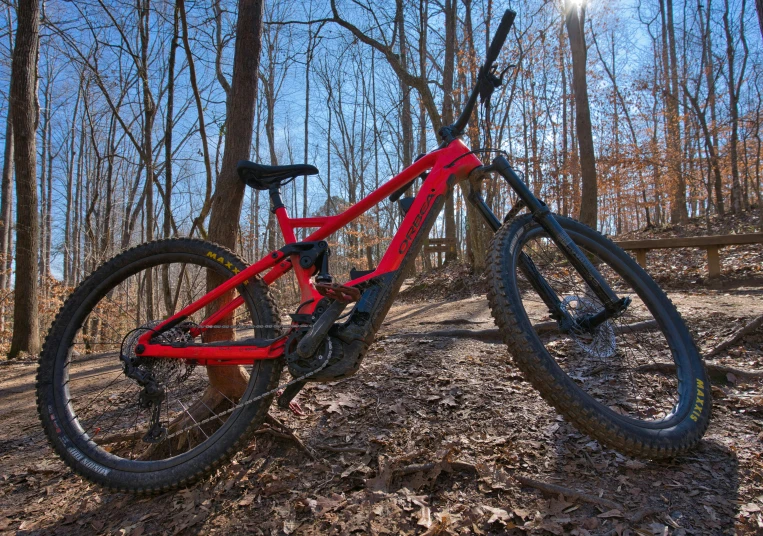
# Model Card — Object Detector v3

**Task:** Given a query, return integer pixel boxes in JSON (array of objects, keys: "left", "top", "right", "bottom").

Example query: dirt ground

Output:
[{"left": 1, "top": 286, "right": 763, "bottom": 535}]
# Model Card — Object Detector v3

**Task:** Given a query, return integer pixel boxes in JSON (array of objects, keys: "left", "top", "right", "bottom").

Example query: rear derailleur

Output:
[{"left": 119, "top": 353, "right": 167, "bottom": 444}]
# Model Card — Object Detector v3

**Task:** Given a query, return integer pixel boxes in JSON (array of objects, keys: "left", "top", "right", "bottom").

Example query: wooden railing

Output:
[
  {"left": 424, "top": 238, "right": 457, "bottom": 267},
  {"left": 615, "top": 233, "right": 763, "bottom": 278}
]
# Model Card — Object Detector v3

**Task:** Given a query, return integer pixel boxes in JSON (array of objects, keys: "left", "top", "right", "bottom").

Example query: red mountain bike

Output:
[{"left": 37, "top": 11, "right": 710, "bottom": 493}]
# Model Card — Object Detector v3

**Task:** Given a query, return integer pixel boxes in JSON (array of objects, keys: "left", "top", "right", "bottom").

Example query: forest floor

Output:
[
  {"left": 1, "top": 213, "right": 763, "bottom": 536},
  {"left": 1, "top": 287, "right": 763, "bottom": 535}
]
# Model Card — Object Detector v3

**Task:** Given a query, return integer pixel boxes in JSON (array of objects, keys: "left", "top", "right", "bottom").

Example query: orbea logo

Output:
[{"left": 399, "top": 193, "right": 436, "bottom": 254}]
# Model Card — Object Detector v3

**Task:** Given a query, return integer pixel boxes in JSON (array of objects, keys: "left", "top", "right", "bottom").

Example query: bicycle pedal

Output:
[{"left": 315, "top": 282, "right": 361, "bottom": 303}]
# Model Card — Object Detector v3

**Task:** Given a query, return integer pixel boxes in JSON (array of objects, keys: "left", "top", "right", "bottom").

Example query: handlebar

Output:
[
  {"left": 444, "top": 9, "right": 515, "bottom": 142},
  {"left": 485, "top": 9, "right": 515, "bottom": 73}
]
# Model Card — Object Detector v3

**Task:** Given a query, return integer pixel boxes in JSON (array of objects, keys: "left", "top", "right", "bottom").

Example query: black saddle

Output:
[{"left": 237, "top": 160, "right": 319, "bottom": 190}]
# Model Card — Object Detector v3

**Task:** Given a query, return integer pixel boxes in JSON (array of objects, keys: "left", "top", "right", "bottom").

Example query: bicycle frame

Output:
[{"left": 136, "top": 139, "right": 484, "bottom": 365}]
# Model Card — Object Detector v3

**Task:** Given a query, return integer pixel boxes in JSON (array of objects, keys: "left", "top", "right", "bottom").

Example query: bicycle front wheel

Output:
[
  {"left": 36, "top": 239, "right": 282, "bottom": 493},
  {"left": 487, "top": 214, "right": 711, "bottom": 458}
]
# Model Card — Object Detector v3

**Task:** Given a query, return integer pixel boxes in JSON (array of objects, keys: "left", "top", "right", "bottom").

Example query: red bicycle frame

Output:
[{"left": 136, "top": 139, "right": 483, "bottom": 365}]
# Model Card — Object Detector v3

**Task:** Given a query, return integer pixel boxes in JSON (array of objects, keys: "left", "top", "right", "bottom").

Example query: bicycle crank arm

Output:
[{"left": 296, "top": 299, "right": 347, "bottom": 359}]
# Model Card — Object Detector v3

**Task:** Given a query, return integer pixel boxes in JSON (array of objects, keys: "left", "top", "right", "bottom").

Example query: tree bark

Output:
[
  {"left": 442, "top": 0, "right": 458, "bottom": 264},
  {"left": 0, "top": 97, "right": 13, "bottom": 294},
  {"left": 206, "top": 0, "right": 265, "bottom": 398},
  {"left": 462, "top": 0, "right": 490, "bottom": 271},
  {"left": 8, "top": 0, "right": 41, "bottom": 358},
  {"left": 179, "top": 0, "right": 214, "bottom": 237},
  {"left": 162, "top": 2, "right": 179, "bottom": 315},
  {"left": 657, "top": 0, "right": 686, "bottom": 224},
  {"left": 138, "top": 0, "right": 155, "bottom": 320},
  {"left": 723, "top": 0, "right": 748, "bottom": 214},
  {"left": 0, "top": 78, "right": 13, "bottom": 333},
  {"left": 565, "top": 3, "right": 597, "bottom": 229}
]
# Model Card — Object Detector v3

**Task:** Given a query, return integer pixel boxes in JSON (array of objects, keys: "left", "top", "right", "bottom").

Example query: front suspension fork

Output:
[{"left": 468, "top": 156, "right": 630, "bottom": 330}]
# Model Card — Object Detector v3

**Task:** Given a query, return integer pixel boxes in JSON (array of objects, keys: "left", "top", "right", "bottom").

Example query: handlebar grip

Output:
[{"left": 484, "top": 10, "right": 516, "bottom": 70}]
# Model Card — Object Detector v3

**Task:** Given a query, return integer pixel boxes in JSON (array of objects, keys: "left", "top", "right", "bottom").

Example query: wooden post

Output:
[
  {"left": 635, "top": 249, "right": 648, "bottom": 269},
  {"left": 706, "top": 246, "right": 721, "bottom": 278}
]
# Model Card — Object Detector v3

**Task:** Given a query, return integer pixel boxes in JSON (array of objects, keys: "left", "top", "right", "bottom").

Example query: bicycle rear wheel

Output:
[
  {"left": 37, "top": 239, "right": 282, "bottom": 492},
  {"left": 487, "top": 214, "right": 711, "bottom": 458}
]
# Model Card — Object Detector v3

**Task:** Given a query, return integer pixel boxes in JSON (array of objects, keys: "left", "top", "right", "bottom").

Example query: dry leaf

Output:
[
  {"left": 417, "top": 505, "right": 432, "bottom": 527},
  {"left": 742, "top": 502, "right": 761, "bottom": 514},
  {"left": 482, "top": 505, "right": 511, "bottom": 524},
  {"left": 513, "top": 507, "right": 531, "bottom": 520}
]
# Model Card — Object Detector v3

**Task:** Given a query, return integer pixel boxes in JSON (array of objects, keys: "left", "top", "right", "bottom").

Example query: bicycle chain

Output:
[{"left": 161, "top": 326, "right": 330, "bottom": 441}]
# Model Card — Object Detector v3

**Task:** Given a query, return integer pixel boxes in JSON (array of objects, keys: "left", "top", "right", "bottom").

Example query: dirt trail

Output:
[{"left": 1, "top": 288, "right": 762, "bottom": 535}]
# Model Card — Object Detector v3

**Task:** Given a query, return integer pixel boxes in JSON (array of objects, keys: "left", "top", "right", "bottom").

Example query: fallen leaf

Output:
[
  {"left": 482, "top": 505, "right": 511, "bottom": 524},
  {"left": 18, "top": 520, "right": 39, "bottom": 531},
  {"left": 439, "top": 396, "right": 458, "bottom": 407},
  {"left": 742, "top": 502, "right": 761, "bottom": 514},
  {"left": 417, "top": 505, "right": 432, "bottom": 528},
  {"left": 513, "top": 507, "right": 531, "bottom": 520},
  {"left": 597, "top": 509, "right": 623, "bottom": 519}
]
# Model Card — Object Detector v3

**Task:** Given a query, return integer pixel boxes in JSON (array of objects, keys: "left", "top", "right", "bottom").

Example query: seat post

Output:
[{"left": 269, "top": 187, "right": 284, "bottom": 212}]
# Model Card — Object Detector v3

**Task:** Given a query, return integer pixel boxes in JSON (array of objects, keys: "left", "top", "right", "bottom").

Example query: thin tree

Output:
[
  {"left": 205, "top": 0, "right": 265, "bottom": 400},
  {"left": 8, "top": 0, "right": 41, "bottom": 358},
  {"left": 722, "top": 0, "right": 749, "bottom": 213},
  {"left": 565, "top": 1, "right": 597, "bottom": 229},
  {"left": 0, "top": 6, "right": 14, "bottom": 330}
]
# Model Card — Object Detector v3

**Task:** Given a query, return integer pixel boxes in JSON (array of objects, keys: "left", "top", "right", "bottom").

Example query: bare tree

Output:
[
  {"left": 0, "top": 6, "right": 14, "bottom": 331},
  {"left": 179, "top": 0, "right": 214, "bottom": 236},
  {"left": 722, "top": 0, "right": 749, "bottom": 213},
  {"left": 565, "top": 1, "right": 597, "bottom": 229},
  {"left": 205, "top": 0, "right": 265, "bottom": 399},
  {"left": 8, "top": 0, "right": 41, "bottom": 358}
]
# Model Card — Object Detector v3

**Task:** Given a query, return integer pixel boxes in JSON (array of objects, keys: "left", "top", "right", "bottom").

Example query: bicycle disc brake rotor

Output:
[{"left": 562, "top": 295, "right": 617, "bottom": 359}]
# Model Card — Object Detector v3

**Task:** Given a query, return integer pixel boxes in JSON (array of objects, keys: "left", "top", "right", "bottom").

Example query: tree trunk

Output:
[
  {"left": 8, "top": 0, "right": 41, "bottom": 358},
  {"left": 723, "top": 0, "right": 748, "bottom": 214},
  {"left": 396, "top": 0, "right": 417, "bottom": 274},
  {"left": 0, "top": 99, "right": 13, "bottom": 294},
  {"left": 658, "top": 0, "right": 687, "bottom": 224},
  {"left": 138, "top": 0, "right": 155, "bottom": 320},
  {"left": 38, "top": 77, "right": 49, "bottom": 286},
  {"left": 303, "top": 25, "right": 315, "bottom": 239},
  {"left": 179, "top": 0, "right": 214, "bottom": 236},
  {"left": 462, "top": 0, "right": 490, "bottom": 271},
  {"left": 162, "top": 2, "right": 179, "bottom": 315},
  {"left": 396, "top": 0, "right": 414, "bottom": 173},
  {"left": 0, "top": 83, "right": 13, "bottom": 333},
  {"left": 417, "top": 0, "right": 433, "bottom": 271},
  {"left": 206, "top": 0, "right": 265, "bottom": 399},
  {"left": 701, "top": 0, "right": 724, "bottom": 215},
  {"left": 442, "top": 0, "right": 458, "bottom": 263},
  {"left": 565, "top": 3, "right": 598, "bottom": 229}
]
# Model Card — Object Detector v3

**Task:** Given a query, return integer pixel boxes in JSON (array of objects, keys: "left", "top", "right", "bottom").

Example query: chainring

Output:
[{"left": 284, "top": 329, "right": 342, "bottom": 377}]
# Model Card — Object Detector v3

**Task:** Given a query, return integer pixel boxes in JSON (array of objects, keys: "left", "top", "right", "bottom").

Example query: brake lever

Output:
[{"left": 479, "top": 63, "right": 516, "bottom": 104}]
